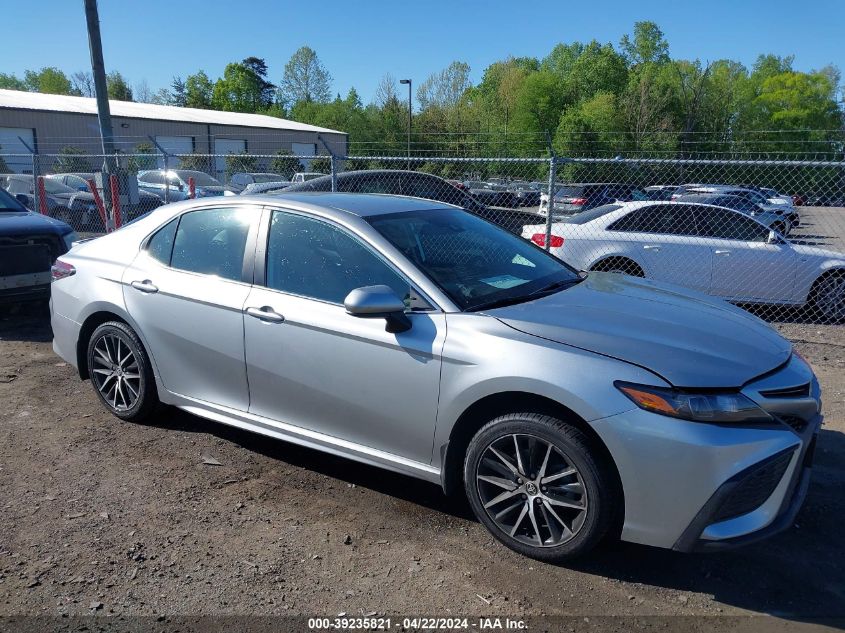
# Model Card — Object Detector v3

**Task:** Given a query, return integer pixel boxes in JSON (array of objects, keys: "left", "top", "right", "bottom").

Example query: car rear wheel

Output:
[
  {"left": 773, "top": 221, "right": 788, "bottom": 236},
  {"left": 810, "top": 272, "right": 845, "bottom": 322},
  {"left": 464, "top": 413, "right": 617, "bottom": 562},
  {"left": 86, "top": 321, "right": 159, "bottom": 422}
]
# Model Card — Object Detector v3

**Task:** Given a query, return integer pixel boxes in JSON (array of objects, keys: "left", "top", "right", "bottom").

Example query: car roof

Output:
[{"left": 247, "top": 191, "right": 460, "bottom": 217}]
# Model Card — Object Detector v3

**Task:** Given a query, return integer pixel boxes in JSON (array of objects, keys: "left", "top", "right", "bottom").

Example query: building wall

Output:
[{"left": 0, "top": 108, "right": 347, "bottom": 174}]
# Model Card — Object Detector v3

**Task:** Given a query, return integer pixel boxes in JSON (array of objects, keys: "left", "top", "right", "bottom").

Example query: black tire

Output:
[
  {"left": 86, "top": 321, "right": 159, "bottom": 422},
  {"left": 463, "top": 413, "right": 618, "bottom": 562},
  {"left": 772, "top": 221, "right": 787, "bottom": 236},
  {"left": 590, "top": 257, "right": 644, "bottom": 277},
  {"left": 810, "top": 271, "right": 845, "bottom": 323}
]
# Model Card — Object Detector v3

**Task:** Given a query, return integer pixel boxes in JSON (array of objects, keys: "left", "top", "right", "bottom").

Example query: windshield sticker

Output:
[{"left": 480, "top": 274, "right": 527, "bottom": 289}]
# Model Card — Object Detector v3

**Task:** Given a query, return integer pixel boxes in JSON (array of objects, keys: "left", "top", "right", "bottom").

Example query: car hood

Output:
[
  {"left": 0, "top": 210, "right": 70, "bottom": 236},
  {"left": 488, "top": 273, "right": 791, "bottom": 389}
]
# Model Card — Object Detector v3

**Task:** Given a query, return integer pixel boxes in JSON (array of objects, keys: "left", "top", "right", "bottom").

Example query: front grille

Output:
[
  {"left": 713, "top": 449, "right": 794, "bottom": 522},
  {"left": 760, "top": 383, "right": 811, "bottom": 399},
  {"left": 0, "top": 243, "right": 52, "bottom": 276},
  {"left": 779, "top": 415, "right": 809, "bottom": 433}
]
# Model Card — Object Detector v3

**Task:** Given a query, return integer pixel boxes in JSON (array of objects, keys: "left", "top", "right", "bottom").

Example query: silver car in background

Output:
[{"left": 50, "top": 193, "right": 822, "bottom": 561}]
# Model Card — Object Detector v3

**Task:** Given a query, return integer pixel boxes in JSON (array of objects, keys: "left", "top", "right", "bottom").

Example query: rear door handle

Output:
[
  {"left": 715, "top": 250, "right": 731, "bottom": 255},
  {"left": 130, "top": 280, "right": 158, "bottom": 293},
  {"left": 245, "top": 306, "right": 285, "bottom": 323},
  {"left": 643, "top": 245, "right": 661, "bottom": 251}
]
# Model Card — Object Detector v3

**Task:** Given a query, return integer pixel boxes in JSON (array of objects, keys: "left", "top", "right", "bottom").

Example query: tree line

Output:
[{"left": 1, "top": 22, "right": 842, "bottom": 164}]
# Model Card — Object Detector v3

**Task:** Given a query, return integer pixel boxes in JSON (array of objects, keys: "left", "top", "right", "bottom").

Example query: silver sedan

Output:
[{"left": 50, "top": 193, "right": 822, "bottom": 561}]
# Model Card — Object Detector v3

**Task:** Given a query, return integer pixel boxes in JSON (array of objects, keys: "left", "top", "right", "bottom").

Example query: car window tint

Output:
[
  {"left": 695, "top": 208, "right": 770, "bottom": 242},
  {"left": 345, "top": 174, "right": 398, "bottom": 194},
  {"left": 608, "top": 205, "right": 696, "bottom": 235},
  {"left": 402, "top": 174, "right": 464, "bottom": 206},
  {"left": 146, "top": 218, "right": 178, "bottom": 265},
  {"left": 265, "top": 211, "right": 409, "bottom": 304},
  {"left": 141, "top": 172, "right": 162, "bottom": 185},
  {"left": 170, "top": 208, "right": 253, "bottom": 281}
]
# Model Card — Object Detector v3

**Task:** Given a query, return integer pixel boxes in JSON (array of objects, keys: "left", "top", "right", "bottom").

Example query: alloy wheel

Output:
[
  {"left": 476, "top": 433, "right": 588, "bottom": 547},
  {"left": 815, "top": 275, "right": 845, "bottom": 321},
  {"left": 91, "top": 334, "right": 141, "bottom": 411}
]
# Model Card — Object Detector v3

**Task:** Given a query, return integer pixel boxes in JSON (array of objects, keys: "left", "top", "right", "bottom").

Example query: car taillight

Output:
[
  {"left": 531, "top": 234, "right": 564, "bottom": 248},
  {"left": 51, "top": 259, "right": 76, "bottom": 281},
  {"left": 571, "top": 197, "right": 587, "bottom": 205}
]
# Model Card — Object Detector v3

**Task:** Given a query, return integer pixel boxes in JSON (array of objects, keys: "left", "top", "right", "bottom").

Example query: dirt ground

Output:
[{"left": 0, "top": 303, "right": 843, "bottom": 631}]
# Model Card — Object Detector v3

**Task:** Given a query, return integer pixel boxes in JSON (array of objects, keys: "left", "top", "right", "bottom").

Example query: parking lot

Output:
[{"left": 0, "top": 296, "right": 843, "bottom": 626}]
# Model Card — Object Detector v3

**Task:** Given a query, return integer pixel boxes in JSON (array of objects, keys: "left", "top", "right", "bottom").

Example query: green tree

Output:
[
  {"left": 184, "top": 71, "right": 213, "bottom": 109},
  {"left": 0, "top": 73, "right": 26, "bottom": 91},
  {"left": 54, "top": 146, "right": 92, "bottom": 173},
  {"left": 170, "top": 76, "right": 187, "bottom": 106},
  {"left": 212, "top": 62, "right": 267, "bottom": 112},
  {"left": 279, "top": 46, "right": 332, "bottom": 105},
  {"left": 224, "top": 151, "right": 258, "bottom": 178},
  {"left": 510, "top": 71, "right": 568, "bottom": 153},
  {"left": 555, "top": 91, "right": 623, "bottom": 156},
  {"left": 125, "top": 142, "right": 157, "bottom": 173},
  {"left": 106, "top": 71, "right": 133, "bottom": 101},
  {"left": 620, "top": 21, "right": 670, "bottom": 66},
  {"left": 70, "top": 71, "right": 95, "bottom": 97},
  {"left": 309, "top": 156, "right": 331, "bottom": 174},
  {"left": 242, "top": 56, "right": 276, "bottom": 107},
  {"left": 23, "top": 67, "right": 73, "bottom": 94},
  {"left": 269, "top": 150, "right": 302, "bottom": 178}
]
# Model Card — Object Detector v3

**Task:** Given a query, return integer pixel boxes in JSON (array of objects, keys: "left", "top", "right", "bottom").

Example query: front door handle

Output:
[
  {"left": 245, "top": 306, "right": 285, "bottom": 323},
  {"left": 130, "top": 280, "right": 159, "bottom": 293},
  {"left": 715, "top": 250, "right": 731, "bottom": 255},
  {"left": 643, "top": 245, "right": 661, "bottom": 251}
]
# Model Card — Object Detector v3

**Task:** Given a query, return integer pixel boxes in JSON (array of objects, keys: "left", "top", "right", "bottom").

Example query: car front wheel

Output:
[
  {"left": 86, "top": 321, "right": 159, "bottom": 422},
  {"left": 464, "top": 413, "right": 618, "bottom": 562}
]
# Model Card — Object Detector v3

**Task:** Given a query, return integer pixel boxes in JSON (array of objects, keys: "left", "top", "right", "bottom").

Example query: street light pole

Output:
[{"left": 399, "top": 79, "right": 412, "bottom": 168}]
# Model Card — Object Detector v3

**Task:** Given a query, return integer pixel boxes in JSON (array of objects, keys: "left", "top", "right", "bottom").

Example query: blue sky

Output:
[{"left": 4, "top": 0, "right": 843, "bottom": 105}]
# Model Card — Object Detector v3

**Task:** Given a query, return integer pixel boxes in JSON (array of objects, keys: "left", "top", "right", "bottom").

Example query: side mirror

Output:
[
  {"left": 344, "top": 285, "right": 411, "bottom": 333},
  {"left": 15, "top": 193, "right": 30, "bottom": 207},
  {"left": 767, "top": 230, "right": 781, "bottom": 244}
]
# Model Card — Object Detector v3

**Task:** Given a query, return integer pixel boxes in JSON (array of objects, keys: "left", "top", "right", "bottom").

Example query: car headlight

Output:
[
  {"left": 615, "top": 381, "right": 772, "bottom": 424},
  {"left": 62, "top": 231, "right": 79, "bottom": 250}
]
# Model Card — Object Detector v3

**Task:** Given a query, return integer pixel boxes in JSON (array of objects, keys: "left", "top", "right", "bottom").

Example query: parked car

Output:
[
  {"left": 643, "top": 185, "right": 679, "bottom": 201},
  {"left": 47, "top": 173, "right": 163, "bottom": 221},
  {"left": 228, "top": 172, "right": 288, "bottom": 194},
  {"left": 509, "top": 181, "right": 542, "bottom": 207},
  {"left": 51, "top": 193, "right": 821, "bottom": 561},
  {"left": 283, "top": 169, "right": 540, "bottom": 233},
  {"left": 675, "top": 193, "right": 792, "bottom": 235},
  {"left": 137, "top": 170, "right": 225, "bottom": 201},
  {"left": 522, "top": 200, "right": 845, "bottom": 320},
  {"left": 239, "top": 181, "right": 293, "bottom": 195},
  {"left": 539, "top": 183, "right": 617, "bottom": 215},
  {"left": 685, "top": 185, "right": 800, "bottom": 227},
  {"left": 0, "top": 186, "right": 76, "bottom": 303},
  {"left": 291, "top": 172, "right": 325, "bottom": 184},
  {"left": 0, "top": 174, "right": 100, "bottom": 230},
  {"left": 463, "top": 181, "right": 519, "bottom": 208}
]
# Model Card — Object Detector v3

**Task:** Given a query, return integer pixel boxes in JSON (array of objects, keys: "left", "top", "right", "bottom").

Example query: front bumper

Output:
[{"left": 591, "top": 354, "right": 821, "bottom": 551}]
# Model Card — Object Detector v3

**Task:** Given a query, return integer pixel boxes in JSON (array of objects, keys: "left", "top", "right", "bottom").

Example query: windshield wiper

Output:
[{"left": 529, "top": 276, "right": 584, "bottom": 297}]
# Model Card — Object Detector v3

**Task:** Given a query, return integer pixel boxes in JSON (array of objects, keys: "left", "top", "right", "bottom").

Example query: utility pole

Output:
[{"left": 84, "top": 0, "right": 116, "bottom": 175}]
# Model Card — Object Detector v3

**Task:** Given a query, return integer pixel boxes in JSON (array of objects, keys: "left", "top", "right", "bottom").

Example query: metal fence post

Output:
[
  {"left": 544, "top": 156, "right": 557, "bottom": 252},
  {"left": 318, "top": 134, "right": 338, "bottom": 192},
  {"left": 148, "top": 136, "right": 170, "bottom": 204},
  {"left": 17, "top": 136, "right": 40, "bottom": 215}
]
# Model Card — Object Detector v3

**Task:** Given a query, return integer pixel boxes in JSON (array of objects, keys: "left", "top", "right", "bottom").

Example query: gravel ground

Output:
[{"left": 0, "top": 303, "right": 843, "bottom": 631}]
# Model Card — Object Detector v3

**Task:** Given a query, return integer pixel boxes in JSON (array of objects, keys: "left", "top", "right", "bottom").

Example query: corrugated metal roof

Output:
[{"left": 0, "top": 89, "right": 345, "bottom": 135}]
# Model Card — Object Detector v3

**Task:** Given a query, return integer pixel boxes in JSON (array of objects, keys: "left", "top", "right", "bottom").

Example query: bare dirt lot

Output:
[{"left": 0, "top": 304, "right": 844, "bottom": 631}]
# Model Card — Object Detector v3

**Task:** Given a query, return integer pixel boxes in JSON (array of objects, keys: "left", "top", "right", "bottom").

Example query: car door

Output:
[
  {"left": 242, "top": 208, "right": 446, "bottom": 464},
  {"left": 693, "top": 207, "right": 797, "bottom": 302},
  {"left": 122, "top": 205, "right": 261, "bottom": 410},
  {"left": 606, "top": 204, "right": 713, "bottom": 292}
]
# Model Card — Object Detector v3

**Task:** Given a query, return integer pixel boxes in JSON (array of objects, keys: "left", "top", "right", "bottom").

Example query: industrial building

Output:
[{"left": 0, "top": 88, "right": 347, "bottom": 176}]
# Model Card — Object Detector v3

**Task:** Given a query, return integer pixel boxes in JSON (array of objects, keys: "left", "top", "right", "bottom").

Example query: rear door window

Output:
[
  {"left": 694, "top": 208, "right": 770, "bottom": 242},
  {"left": 608, "top": 205, "right": 698, "bottom": 235},
  {"left": 170, "top": 207, "right": 255, "bottom": 281}
]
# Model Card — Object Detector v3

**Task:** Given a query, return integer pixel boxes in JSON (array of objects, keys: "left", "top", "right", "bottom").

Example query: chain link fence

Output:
[{"left": 2, "top": 146, "right": 844, "bottom": 322}]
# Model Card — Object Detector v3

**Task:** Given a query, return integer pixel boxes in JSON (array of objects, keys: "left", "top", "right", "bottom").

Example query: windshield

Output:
[
  {"left": 368, "top": 208, "right": 580, "bottom": 311},
  {"left": 176, "top": 171, "right": 221, "bottom": 187},
  {"left": 43, "top": 179, "right": 76, "bottom": 194},
  {"left": 0, "top": 187, "right": 25, "bottom": 211}
]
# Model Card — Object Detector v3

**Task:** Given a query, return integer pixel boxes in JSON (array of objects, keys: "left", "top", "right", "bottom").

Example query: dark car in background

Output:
[
  {"left": 239, "top": 180, "right": 293, "bottom": 195},
  {"left": 137, "top": 169, "right": 225, "bottom": 201},
  {"left": 228, "top": 172, "right": 288, "bottom": 194},
  {"left": 0, "top": 186, "right": 76, "bottom": 304},
  {"left": 282, "top": 170, "right": 541, "bottom": 233},
  {"left": 509, "top": 181, "right": 542, "bottom": 207},
  {"left": 0, "top": 174, "right": 100, "bottom": 230},
  {"left": 47, "top": 173, "right": 163, "bottom": 222},
  {"left": 463, "top": 181, "right": 520, "bottom": 208}
]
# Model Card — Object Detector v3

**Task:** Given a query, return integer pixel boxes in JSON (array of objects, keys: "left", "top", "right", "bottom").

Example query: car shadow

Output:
[
  {"left": 150, "top": 406, "right": 845, "bottom": 622},
  {"left": 0, "top": 302, "right": 52, "bottom": 342}
]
